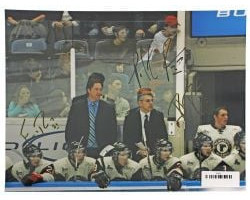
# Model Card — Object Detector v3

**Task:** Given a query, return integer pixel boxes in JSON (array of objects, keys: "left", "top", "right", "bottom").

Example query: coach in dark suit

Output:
[
  {"left": 65, "top": 73, "right": 117, "bottom": 158},
  {"left": 123, "top": 88, "right": 168, "bottom": 161}
]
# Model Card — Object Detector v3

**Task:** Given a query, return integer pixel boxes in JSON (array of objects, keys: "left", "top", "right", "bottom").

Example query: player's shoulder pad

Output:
[
  {"left": 102, "top": 156, "right": 113, "bottom": 164},
  {"left": 197, "top": 124, "right": 211, "bottom": 130},
  {"left": 226, "top": 125, "right": 242, "bottom": 132},
  {"left": 41, "top": 159, "right": 52, "bottom": 166},
  {"left": 196, "top": 124, "right": 212, "bottom": 135},
  {"left": 138, "top": 156, "right": 149, "bottom": 166},
  {"left": 53, "top": 157, "right": 68, "bottom": 167},
  {"left": 128, "top": 158, "right": 140, "bottom": 167},
  {"left": 209, "top": 152, "right": 223, "bottom": 163},
  {"left": 180, "top": 152, "right": 195, "bottom": 162},
  {"left": 128, "top": 158, "right": 141, "bottom": 171},
  {"left": 85, "top": 156, "right": 96, "bottom": 164},
  {"left": 170, "top": 156, "right": 181, "bottom": 165},
  {"left": 223, "top": 153, "right": 235, "bottom": 165},
  {"left": 12, "top": 161, "right": 25, "bottom": 171}
]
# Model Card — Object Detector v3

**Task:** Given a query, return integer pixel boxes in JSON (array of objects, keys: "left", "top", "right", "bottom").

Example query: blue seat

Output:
[{"left": 11, "top": 38, "right": 47, "bottom": 54}]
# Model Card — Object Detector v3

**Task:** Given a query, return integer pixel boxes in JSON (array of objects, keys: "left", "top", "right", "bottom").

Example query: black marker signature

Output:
[
  {"left": 129, "top": 44, "right": 158, "bottom": 87},
  {"left": 167, "top": 92, "right": 184, "bottom": 127},
  {"left": 19, "top": 111, "right": 60, "bottom": 140},
  {"left": 129, "top": 38, "right": 186, "bottom": 87},
  {"left": 167, "top": 83, "right": 203, "bottom": 127}
]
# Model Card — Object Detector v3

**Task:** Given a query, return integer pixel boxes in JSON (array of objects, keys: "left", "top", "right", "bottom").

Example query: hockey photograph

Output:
[{"left": 3, "top": 8, "right": 246, "bottom": 192}]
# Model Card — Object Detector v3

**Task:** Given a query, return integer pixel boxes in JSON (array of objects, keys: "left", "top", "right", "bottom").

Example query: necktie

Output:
[
  {"left": 88, "top": 102, "right": 97, "bottom": 148},
  {"left": 144, "top": 114, "right": 150, "bottom": 138}
]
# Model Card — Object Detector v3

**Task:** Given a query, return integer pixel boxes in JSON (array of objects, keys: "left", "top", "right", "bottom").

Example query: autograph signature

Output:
[
  {"left": 19, "top": 111, "right": 60, "bottom": 140},
  {"left": 129, "top": 37, "right": 185, "bottom": 88},
  {"left": 167, "top": 83, "right": 204, "bottom": 127}
]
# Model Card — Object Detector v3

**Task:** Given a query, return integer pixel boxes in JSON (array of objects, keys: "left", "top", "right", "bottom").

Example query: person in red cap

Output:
[
  {"left": 165, "top": 15, "right": 179, "bottom": 27},
  {"left": 150, "top": 15, "right": 179, "bottom": 54},
  {"left": 140, "top": 15, "right": 180, "bottom": 62}
]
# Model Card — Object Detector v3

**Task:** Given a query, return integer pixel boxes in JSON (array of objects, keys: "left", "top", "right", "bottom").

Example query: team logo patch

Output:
[{"left": 214, "top": 138, "right": 232, "bottom": 158}]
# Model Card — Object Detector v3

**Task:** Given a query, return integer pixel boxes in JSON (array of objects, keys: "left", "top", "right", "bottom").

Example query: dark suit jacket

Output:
[
  {"left": 65, "top": 94, "right": 117, "bottom": 150},
  {"left": 123, "top": 108, "right": 168, "bottom": 160}
]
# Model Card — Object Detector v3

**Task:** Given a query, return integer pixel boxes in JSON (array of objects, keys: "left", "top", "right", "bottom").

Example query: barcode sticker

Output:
[{"left": 201, "top": 171, "right": 240, "bottom": 188}]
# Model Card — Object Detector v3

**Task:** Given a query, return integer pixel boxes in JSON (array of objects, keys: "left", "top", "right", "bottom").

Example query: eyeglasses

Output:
[{"left": 140, "top": 99, "right": 154, "bottom": 102}]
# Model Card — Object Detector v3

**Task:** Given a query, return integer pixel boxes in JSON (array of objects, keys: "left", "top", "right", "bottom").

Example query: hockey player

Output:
[
  {"left": 5, "top": 156, "right": 14, "bottom": 182},
  {"left": 180, "top": 133, "right": 223, "bottom": 180},
  {"left": 197, "top": 106, "right": 241, "bottom": 158},
  {"left": 139, "top": 139, "right": 183, "bottom": 191},
  {"left": 93, "top": 142, "right": 142, "bottom": 188},
  {"left": 223, "top": 131, "right": 245, "bottom": 180},
  {"left": 52, "top": 141, "right": 96, "bottom": 181},
  {"left": 9, "top": 144, "right": 53, "bottom": 186}
]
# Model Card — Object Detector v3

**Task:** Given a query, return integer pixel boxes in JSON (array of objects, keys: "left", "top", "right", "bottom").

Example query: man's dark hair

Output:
[
  {"left": 213, "top": 106, "right": 228, "bottom": 116},
  {"left": 86, "top": 72, "right": 105, "bottom": 92},
  {"left": 113, "top": 25, "right": 127, "bottom": 36}
]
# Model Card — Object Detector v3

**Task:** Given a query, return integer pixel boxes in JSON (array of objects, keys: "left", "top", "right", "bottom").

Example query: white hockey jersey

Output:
[
  {"left": 11, "top": 159, "right": 51, "bottom": 181},
  {"left": 97, "top": 156, "right": 140, "bottom": 180},
  {"left": 53, "top": 156, "right": 96, "bottom": 181},
  {"left": 180, "top": 152, "right": 222, "bottom": 179},
  {"left": 139, "top": 155, "right": 182, "bottom": 180},
  {"left": 223, "top": 151, "right": 245, "bottom": 175},
  {"left": 197, "top": 124, "right": 241, "bottom": 158}
]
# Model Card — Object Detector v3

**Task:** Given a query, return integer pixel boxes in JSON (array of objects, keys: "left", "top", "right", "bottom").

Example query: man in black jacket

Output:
[
  {"left": 65, "top": 73, "right": 117, "bottom": 158},
  {"left": 123, "top": 88, "right": 168, "bottom": 161}
]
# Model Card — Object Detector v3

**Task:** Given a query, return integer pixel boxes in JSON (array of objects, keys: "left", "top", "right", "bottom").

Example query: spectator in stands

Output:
[
  {"left": 95, "top": 25, "right": 135, "bottom": 62},
  {"left": 52, "top": 11, "right": 79, "bottom": 41},
  {"left": 113, "top": 63, "right": 131, "bottom": 97},
  {"left": 41, "top": 89, "right": 70, "bottom": 118},
  {"left": 100, "top": 22, "right": 115, "bottom": 39},
  {"left": 25, "top": 58, "right": 43, "bottom": 83},
  {"left": 133, "top": 12, "right": 171, "bottom": 40},
  {"left": 150, "top": 15, "right": 179, "bottom": 54},
  {"left": 7, "top": 85, "right": 41, "bottom": 117},
  {"left": 54, "top": 52, "right": 71, "bottom": 78},
  {"left": 6, "top": 57, "right": 43, "bottom": 84},
  {"left": 102, "top": 74, "right": 130, "bottom": 119},
  {"left": 141, "top": 15, "right": 179, "bottom": 62},
  {"left": 7, "top": 12, "right": 47, "bottom": 42}
]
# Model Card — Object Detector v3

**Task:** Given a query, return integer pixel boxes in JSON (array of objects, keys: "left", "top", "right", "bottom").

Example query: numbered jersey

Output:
[
  {"left": 197, "top": 125, "right": 241, "bottom": 158},
  {"left": 98, "top": 157, "right": 140, "bottom": 180},
  {"left": 223, "top": 151, "right": 245, "bottom": 176},
  {"left": 139, "top": 155, "right": 182, "bottom": 180},
  {"left": 53, "top": 156, "right": 96, "bottom": 181},
  {"left": 11, "top": 159, "right": 51, "bottom": 181},
  {"left": 180, "top": 152, "right": 222, "bottom": 179}
]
